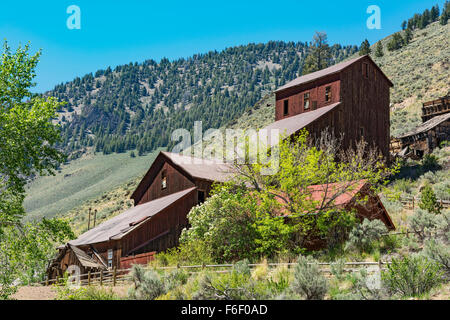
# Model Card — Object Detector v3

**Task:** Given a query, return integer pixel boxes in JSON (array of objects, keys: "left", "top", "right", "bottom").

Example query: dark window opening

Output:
[
  {"left": 312, "top": 101, "right": 317, "bottom": 110},
  {"left": 198, "top": 190, "right": 205, "bottom": 204},
  {"left": 325, "top": 86, "right": 332, "bottom": 102},
  {"left": 362, "top": 63, "right": 369, "bottom": 79},
  {"left": 161, "top": 170, "right": 167, "bottom": 189},
  {"left": 304, "top": 92, "right": 310, "bottom": 110},
  {"left": 283, "top": 100, "right": 289, "bottom": 116}
]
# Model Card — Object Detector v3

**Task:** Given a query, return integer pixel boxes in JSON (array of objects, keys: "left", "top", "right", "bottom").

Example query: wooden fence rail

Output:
[
  {"left": 398, "top": 197, "right": 450, "bottom": 210},
  {"left": 43, "top": 260, "right": 392, "bottom": 287}
]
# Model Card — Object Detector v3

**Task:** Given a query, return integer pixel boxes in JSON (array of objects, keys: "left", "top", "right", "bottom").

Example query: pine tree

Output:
[
  {"left": 359, "top": 39, "right": 371, "bottom": 56},
  {"left": 375, "top": 41, "right": 384, "bottom": 57},
  {"left": 431, "top": 5, "right": 440, "bottom": 21},
  {"left": 440, "top": 2, "right": 449, "bottom": 25},
  {"left": 387, "top": 33, "right": 404, "bottom": 51},
  {"left": 302, "top": 32, "right": 332, "bottom": 75},
  {"left": 401, "top": 21, "right": 407, "bottom": 30},
  {"left": 419, "top": 185, "right": 443, "bottom": 215},
  {"left": 404, "top": 28, "right": 413, "bottom": 45}
]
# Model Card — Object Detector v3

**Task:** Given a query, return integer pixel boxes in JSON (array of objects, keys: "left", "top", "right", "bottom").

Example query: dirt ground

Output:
[
  {"left": 11, "top": 284, "right": 131, "bottom": 300},
  {"left": 11, "top": 285, "right": 57, "bottom": 300}
]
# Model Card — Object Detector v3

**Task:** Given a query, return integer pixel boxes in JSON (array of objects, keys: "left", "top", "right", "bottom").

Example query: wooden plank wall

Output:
[{"left": 138, "top": 162, "right": 195, "bottom": 205}]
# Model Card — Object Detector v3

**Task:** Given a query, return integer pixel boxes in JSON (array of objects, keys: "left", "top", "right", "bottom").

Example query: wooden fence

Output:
[
  {"left": 399, "top": 197, "right": 449, "bottom": 210},
  {"left": 43, "top": 260, "right": 392, "bottom": 287}
]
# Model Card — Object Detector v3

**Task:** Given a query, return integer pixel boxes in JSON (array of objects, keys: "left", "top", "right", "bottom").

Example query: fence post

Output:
[
  {"left": 202, "top": 262, "right": 206, "bottom": 270},
  {"left": 412, "top": 197, "right": 414, "bottom": 209},
  {"left": 88, "top": 271, "right": 91, "bottom": 286},
  {"left": 113, "top": 267, "right": 117, "bottom": 287},
  {"left": 100, "top": 270, "right": 103, "bottom": 286}
]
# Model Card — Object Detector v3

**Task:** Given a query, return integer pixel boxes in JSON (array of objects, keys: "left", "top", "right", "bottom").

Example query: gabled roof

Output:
[
  {"left": 262, "top": 102, "right": 341, "bottom": 146},
  {"left": 68, "top": 244, "right": 106, "bottom": 269},
  {"left": 162, "top": 152, "right": 234, "bottom": 182},
  {"left": 131, "top": 151, "right": 235, "bottom": 204},
  {"left": 69, "top": 187, "right": 197, "bottom": 246},
  {"left": 399, "top": 113, "right": 450, "bottom": 139},
  {"left": 275, "top": 55, "right": 393, "bottom": 93},
  {"left": 273, "top": 180, "right": 395, "bottom": 230}
]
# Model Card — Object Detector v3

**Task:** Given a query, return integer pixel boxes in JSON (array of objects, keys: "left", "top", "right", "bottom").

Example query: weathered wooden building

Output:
[
  {"left": 48, "top": 152, "right": 234, "bottom": 277},
  {"left": 392, "top": 113, "right": 450, "bottom": 158},
  {"left": 421, "top": 94, "right": 449, "bottom": 122},
  {"left": 48, "top": 57, "right": 396, "bottom": 278},
  {"left": 265, "top": 55, "right": 393, "bottom": 159}
]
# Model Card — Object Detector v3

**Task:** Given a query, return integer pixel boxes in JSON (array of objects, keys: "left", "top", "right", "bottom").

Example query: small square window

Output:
[
  {"left": 283, "top": 100, "right": 289, "bottom": 116},
  {"left": 303, "top": 93, "right": 310, "bottom": 110}
]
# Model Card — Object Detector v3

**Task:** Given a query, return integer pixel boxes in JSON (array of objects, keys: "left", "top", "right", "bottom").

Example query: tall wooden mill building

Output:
[
  {"left": 265, "top": 55, "right": 393, "bottom": 159},
  {"left": 48, "top": 56, "right": 395, "bottom": 279}
]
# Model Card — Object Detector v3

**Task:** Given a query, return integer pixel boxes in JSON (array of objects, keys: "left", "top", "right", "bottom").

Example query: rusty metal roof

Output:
[
  {"left": 262, "top": 102, "right": 341, "bottom": 146},
  {"left": 275, "top": 55, "right": 393, "bottom": 93},
  {"left": 69, "top": 187, "right": 197, "bottom": 246},
  {"left": 399, "top": 113, "right": 450, "bottom": 139},
  {"left": 68, "top": 244, "right": 106, "bottom": 269},
  {"left": 161, "top": 152, "right": 235, "bottom": 182}
]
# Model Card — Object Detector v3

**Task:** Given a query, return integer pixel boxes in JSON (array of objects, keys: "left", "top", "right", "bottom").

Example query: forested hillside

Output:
[{"left": 49, "top": 42, "right": 357, "bottom": 158}]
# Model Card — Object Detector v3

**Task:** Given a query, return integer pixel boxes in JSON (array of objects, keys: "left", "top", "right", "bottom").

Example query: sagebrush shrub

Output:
[
  {"left": 423, "top": 239, "right": 450, "bottom": 277},
  {"left": 290, "top": 255, "right": 328, "bottom": 300},
  {"left": 381, "top": 255, "right": 442, "bottom": 297},
  {"left": 408, "top": 208, "right": 440, "bottom": 242},
  {"left": 128, "top": 265, "right": 166, "bottom": 300},
  {"left": 345, "top": 219, "right": 387, "bottom": 252}
]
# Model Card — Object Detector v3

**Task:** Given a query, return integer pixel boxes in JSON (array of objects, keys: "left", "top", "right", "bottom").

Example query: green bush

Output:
[
  {"left": 345, "top": 219, "right": 388, "bottom": 253},
  {"left": 151, "top": 240, "right": 213, "bottom": 267},
  {"left": 421, "top": 154, "right": 440, "bottom": 172},
  {"left": 128, "top": 265, "right": 166, "bottom": 300},
  {"left": 408, "top": 208, "right": 440, "bottom": 242},
  {"left": 381, "top": 255, "right": 442, "bottom": 298},
  {"left": 423, "top": 239, "right": 450, "bottom": 277},
  {"left": 290, "top": 255, "right": 328, "bottom": 300},
  {"left": 55, "top": 278, "right": 119, "bottom": 300}
]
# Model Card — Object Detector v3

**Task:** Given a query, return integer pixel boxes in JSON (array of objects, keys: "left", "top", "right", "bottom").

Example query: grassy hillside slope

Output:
[{"left": 24, "top": 149, "right": 162, "bottom": 222}]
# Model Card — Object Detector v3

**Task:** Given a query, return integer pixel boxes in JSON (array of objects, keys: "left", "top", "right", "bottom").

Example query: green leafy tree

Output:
[
  {"left": 0, "top": 41, "right": 72, "bottom": 299},
  {"left": 359, "top": 39, "right": 371, "bottom": 56},
  {"left": 182, "top": 130, "right": 398, "bottom": 260}
]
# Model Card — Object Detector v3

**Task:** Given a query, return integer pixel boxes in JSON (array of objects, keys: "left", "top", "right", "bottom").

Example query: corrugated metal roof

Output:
[
  {"left": 275, "top": 55, "right": 393, "bottom": 93},
  {"left": 399, "top": 113, "right": 450, "bottom": 139},
  {"left": 162, "top": 152, "right": 235, "bottom": 182},
  {"left": 262, "top": 102, "right": 341, "bottom": 146},
  {"left": 275, "top": 56, "right": 366, "bottom": 92},
  {"left": 69, "top": 187, "right": 197, "bottom": 246},
  {"left": 69, "top": 244, "right": 106, "bottom": 269}
]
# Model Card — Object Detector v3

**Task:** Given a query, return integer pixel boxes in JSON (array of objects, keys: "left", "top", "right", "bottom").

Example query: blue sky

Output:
[{"left": 0, "top": 0, "right": 444, "bottom": 93}]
